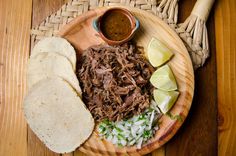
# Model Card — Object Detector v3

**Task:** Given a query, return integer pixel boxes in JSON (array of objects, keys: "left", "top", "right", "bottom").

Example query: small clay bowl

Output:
[{"left": 93, "top": 8, "right": 139, "bottom": 45}]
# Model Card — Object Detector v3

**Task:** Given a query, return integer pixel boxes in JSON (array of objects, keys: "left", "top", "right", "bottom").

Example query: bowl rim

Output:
[{"left": 93, "top": 7, "right": 139, "bottom": 45}]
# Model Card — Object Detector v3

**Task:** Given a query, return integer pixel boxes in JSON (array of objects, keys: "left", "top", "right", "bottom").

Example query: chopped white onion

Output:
[{"left": 98, "top": 101, "right": 162, "bottom": 148}]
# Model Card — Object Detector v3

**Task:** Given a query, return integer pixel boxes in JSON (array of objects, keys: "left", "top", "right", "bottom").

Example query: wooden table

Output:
[{"left": 0, "top": 0, "right": 235, "bottom": 155}]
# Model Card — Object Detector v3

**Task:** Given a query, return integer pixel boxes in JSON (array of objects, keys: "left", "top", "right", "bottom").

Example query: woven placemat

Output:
[
  {"left": 31, "top": 0, "right": 208, "bottom": 69},
  {"left": 31, "top": 0, "right": 178, "bottom": 43}
]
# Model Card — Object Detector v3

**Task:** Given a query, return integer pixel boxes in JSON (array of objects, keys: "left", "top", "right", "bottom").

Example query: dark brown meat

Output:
[{"left": 77, "top": 43, "right": 154, "bottom": 121}]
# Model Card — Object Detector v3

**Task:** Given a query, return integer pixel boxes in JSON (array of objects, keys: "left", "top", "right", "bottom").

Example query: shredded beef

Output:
[{"left": 77, "top": 43, "right": 154, "bottom": 121}]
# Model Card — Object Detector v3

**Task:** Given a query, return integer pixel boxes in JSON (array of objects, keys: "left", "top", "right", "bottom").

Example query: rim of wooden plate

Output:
[{"left": 58, "top": 6, "right": 194, "bottom": 156}]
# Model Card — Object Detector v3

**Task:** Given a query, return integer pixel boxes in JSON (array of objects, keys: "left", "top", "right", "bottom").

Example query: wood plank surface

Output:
[
  {"left": 165, "top": 0, "right": 218, "bottom": 155},
  {"left": 32, "top": 0, "right": 67, "bottom": 27},
  {"left": 0, "top": 0, "right": 32, "bottom": 155},
  {"left": 1, "top": 0, "right": 236, "bottom": 155},
  {"left": 29, "top": 1, "right": 74, "bottom": 156},
  {"left": 215, "top": 0, "right": 236, "bottom": 155}
]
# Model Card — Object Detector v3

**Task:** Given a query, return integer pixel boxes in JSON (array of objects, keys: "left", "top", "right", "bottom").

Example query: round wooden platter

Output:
[{"left": 58, "top": 6, "right": 194, "bottom": 156}]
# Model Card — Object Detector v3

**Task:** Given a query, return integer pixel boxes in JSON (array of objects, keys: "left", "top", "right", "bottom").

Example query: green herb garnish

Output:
[{"left": 166, "top": 112, "right": 183, "bottom": 122}]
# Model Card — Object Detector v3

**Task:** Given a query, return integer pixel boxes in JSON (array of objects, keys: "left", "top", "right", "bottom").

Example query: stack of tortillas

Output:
[{"left": 23, "top": 37, "right": 94, "bottom": 153}]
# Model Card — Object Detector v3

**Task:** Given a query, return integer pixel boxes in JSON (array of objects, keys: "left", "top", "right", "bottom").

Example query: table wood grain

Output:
[
  {"left": 215, "top": 0, "right": 236, "bottom": 155},
  {"left": 0, "top": 0, "right": 235, "bottom": 155}
]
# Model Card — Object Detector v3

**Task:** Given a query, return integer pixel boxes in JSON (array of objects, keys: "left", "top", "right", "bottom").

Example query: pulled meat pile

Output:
[{"left": 77, "top": 43, "right": 154, "bottom": 121}]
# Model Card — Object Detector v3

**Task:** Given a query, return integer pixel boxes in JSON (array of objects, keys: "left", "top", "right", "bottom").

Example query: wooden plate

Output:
[{"left": 58, "top": 6, "right": 194, "bottom": 156}]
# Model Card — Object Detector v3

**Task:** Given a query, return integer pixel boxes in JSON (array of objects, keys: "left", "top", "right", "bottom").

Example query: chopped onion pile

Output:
[{"left": 98, "top": 101, "right": 162, "bottom": 149}]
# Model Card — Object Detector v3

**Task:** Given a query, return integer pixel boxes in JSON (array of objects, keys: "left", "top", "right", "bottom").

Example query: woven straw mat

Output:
[{"left": 31, "top": 0, "right": 201, "bottom": 69}]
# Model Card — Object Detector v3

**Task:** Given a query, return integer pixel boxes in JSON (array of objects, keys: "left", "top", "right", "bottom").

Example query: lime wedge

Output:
[
  {"left": 147, "top": 38, "right": 173, "bottom": 67},
  {"left": 150, "top": 64, "right": 177, "bottom": 91},
  {"left": 153, "top": 89, "right": 179, "bottom": 114}
]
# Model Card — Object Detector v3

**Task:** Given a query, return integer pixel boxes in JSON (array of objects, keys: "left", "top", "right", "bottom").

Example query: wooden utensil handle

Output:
[{"left": 191, "top": 0, "right": 215, "bottom": 21}]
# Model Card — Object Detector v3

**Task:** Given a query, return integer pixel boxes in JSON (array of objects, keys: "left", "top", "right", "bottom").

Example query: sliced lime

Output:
[
  {"left": 150, "top": 64, "right": 177, "bottom": 91},
  {"left": 147, "top": 38, "right": 173, "bottom": 67},
  {"left": 153, "top": 89, "right": 179, "bottom": 114}
]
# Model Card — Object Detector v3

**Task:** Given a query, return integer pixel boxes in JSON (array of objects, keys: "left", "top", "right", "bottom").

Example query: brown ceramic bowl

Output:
[{"left": 93, "top": 8, "right": 139, "bottom": 45}]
